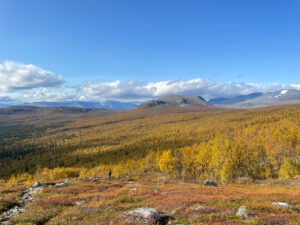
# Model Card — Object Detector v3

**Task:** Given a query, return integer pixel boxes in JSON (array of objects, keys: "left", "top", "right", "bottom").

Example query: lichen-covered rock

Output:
[
  {"left": 55, "top": 181, "right": 68, "bottom": 187},
  {"left": 272, "top": 202, "right": 293, "bottom": 209},
  {"left": 76, "top": 200, "right": 86, "bottom": 206},
  {"left": 236, "top": 206, "right": 249, "bottom": 219},
  {"left": 116, "top": 207, "right": 170, "bottom": 225},
  {"left": 32, "top": 181, "right": 42, "bottom": 188}
]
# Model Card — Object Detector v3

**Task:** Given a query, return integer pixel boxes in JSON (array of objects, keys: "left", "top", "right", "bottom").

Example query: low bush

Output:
[
  {"left": 41, "top": 167, "right": 80, "bottom": 180},
  {"left": 278, "top": 159, "right": 300, "bottom": 179}
]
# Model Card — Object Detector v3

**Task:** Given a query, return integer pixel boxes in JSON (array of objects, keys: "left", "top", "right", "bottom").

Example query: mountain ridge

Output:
[
  {"left": 1, "top": 89, "right": 300, "bottom": 110},
  {"left": 138, "top": 95, "right": 210, "bottom": 109},
  {"left": 212, "top": 89, "right": 300, "bottom": 108}
]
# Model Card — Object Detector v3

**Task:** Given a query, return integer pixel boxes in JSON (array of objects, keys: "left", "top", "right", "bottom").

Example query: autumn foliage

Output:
[{"left": 0, "top": 104, "right": 299, "bottom": 184}]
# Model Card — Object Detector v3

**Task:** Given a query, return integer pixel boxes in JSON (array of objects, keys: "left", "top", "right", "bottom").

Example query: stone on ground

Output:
[
  {"left": 236, "top": 205, "right": 249, "bottom": 219},
  {"left": 116, "top": 207, "right": 170, "bottom": 225},
  {"left": 203, "top": 180, "right": 218, "bottom": 187},
  {"left": 272, "top": 202, "right": 293, "bottom": 209},
  {"left": 32, "top": 181, "right": 42, "bottom": 188}
]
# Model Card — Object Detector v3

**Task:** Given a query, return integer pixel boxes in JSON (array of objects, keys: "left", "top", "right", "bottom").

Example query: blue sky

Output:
[{"left": 0, "top": 0, "right": 299, "bottom": 103}]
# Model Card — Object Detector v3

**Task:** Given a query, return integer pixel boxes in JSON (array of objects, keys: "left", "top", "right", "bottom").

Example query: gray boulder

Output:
[
  {"left": 76, "top": 200, "right": 86, "bottom": 206},
  {"left": 236, "top": 206, "right": 249, "bottom": 219},
  {"left": 203, "top": 180, "right": 218, "bottom": 187},
  {"left": 32, "top": 181, "right": 42, "bottom": 188},
  {"left": 116, "top": 207, "right": 170, "bottom": 225},
  {"left": 272, "top": 202, "right": 293, "bottom": 210},
  {"left": 55, "top": 181, "right": 68, "bottom": 187}
]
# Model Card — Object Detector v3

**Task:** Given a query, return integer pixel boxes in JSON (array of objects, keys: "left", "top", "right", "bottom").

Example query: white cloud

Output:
[
  {"left": 0, "top": 61, "right": 299, "bottom": 104},
  {"left": 79, "top": 80, "right": 153, "bottom": 101},
  {"left": 0, "top": 61, "right": 63, "bottom": 92},
  {"left": 78, "top": 78, "right": 299, "bottom": 101},
  {"left": 12, "top": 88, "right": 77, "bottom": 103}
]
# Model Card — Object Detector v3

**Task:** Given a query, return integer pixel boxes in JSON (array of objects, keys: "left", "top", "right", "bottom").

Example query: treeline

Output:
[{"left": 1, "top": 104, "right": 299, "bottom": 184}]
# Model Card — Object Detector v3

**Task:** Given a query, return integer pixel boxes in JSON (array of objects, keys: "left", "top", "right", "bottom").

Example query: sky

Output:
[{"left": 0, "top": 0, "right": 300, "bottom": 103}]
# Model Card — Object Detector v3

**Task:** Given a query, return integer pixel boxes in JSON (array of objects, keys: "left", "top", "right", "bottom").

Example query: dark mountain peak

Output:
[{"left": 138, "top": 95, "right": 209, "bottom": 109}]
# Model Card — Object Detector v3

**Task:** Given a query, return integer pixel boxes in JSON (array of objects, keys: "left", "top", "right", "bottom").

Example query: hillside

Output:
[{"left": 0, "top": 103, "right": 299, "bottom": 181}]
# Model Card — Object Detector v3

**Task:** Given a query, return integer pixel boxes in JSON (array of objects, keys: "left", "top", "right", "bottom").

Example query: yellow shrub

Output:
[
  {"left": 158, "top": 150, "right": 178, "bottom": 176},
  {"left": 278, "top": 159, "right": 300, "bottom": 179},
  {"left": 5, "top": 175, "right": 17, "bottom": 187}
]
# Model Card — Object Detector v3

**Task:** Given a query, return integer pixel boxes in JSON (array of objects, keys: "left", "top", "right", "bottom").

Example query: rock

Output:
[
  {"left": 28, "top": 187, "right": 43, "bottom": 194},
  {"left": 236, "top": 206, "right": 249, "bottom": 219},
  {"left": 170, "top": 209, "right": 178, "bottom": 215},
  {"left": 76, "top": 200, "right": 86, "bottom": 206},
  {"left": 203, "top": 180, "right": 218, "bottom": 187},
  {"left": 55, "top": 181, "right": 68, "bottom": 187},
  {"left": 32, "top": 181, "right": 42, "bottom": 188},
  {"left": 272, "top": 202, "right": 293, "bottom": 209},
  {"left": 116, "top": 207, "right": 170, "bottom": 225},
  {"left": 194, "top": 205, "right": 206, "bottom": 211},
  {"left": 129, "top": 188, "right": 137, "bottom": 192}
]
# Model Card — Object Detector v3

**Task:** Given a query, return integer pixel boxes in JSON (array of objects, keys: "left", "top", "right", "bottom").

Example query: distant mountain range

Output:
[
  {"left": 138, "top": 89, "right": 300, "bottom": 109},
  {"left": 0, "top": 100, "right": 140, "bottom": 110},
  {"left": 0, "top": 89, "right": 299, "bottom": 110},
  {"left": 208, "top": 92, "right": 263, "bottom": 104},
  {"left": 210, "top": 89, "right": 300, "bottom": 108}
]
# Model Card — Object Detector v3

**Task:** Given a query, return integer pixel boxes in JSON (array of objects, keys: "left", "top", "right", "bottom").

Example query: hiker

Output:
[{"left": 108, "top": 170, "right": 112, "bottom": 179}]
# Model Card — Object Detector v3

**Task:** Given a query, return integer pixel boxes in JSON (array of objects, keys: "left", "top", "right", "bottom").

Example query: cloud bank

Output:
[
  {"left": 0, "top": 61, "right": 63, "bottom": 92},
  {"left": 78, "top": 79, "right": 299, "bottom": 101},
  {"left": 0, "top": 61, "right": 299, "bottom": 103}
]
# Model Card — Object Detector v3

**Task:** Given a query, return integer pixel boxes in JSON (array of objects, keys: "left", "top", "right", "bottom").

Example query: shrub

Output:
[
  {"left": 178, "top": 218, "right": 189, "bottom": 225},
  {"left": 158, "top": 150, "right": 178, "bottom": 176},
  {"left": 42, "top": 167, "right": 80, "bottom": 180},
  {"left": 278, "top": 159, "right": 300, "bottom": 179},
  {"left": 5, "top": 175, "right": 17, "bottom": 187}
]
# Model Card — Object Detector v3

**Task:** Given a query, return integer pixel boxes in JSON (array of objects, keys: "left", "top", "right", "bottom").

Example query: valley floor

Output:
[{"left": 1, "top": 173, "right": 300, "bottom": 225}]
